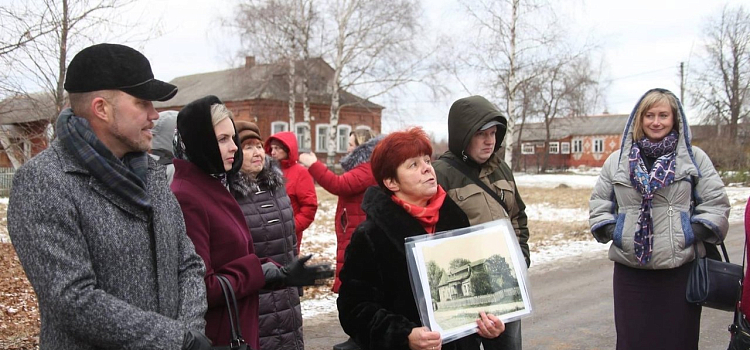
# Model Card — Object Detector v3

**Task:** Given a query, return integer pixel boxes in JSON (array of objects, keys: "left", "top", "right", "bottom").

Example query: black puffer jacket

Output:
[
  {"left": 230, "top": 157, "right": 302, "bottom": 350},
  {"left": 338, "top": 186, "right": 499, "bottom": 350}
]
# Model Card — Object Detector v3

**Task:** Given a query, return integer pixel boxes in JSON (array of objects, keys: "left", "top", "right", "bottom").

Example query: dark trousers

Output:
[
  {"left": 613, "top": 262, "right": 701, "bottom": 350},
  {"left": 449, "top": 321, "right": 522, "bottom": 350}
]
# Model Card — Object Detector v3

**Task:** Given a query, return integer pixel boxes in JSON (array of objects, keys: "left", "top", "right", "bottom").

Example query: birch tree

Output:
[
  {"left": 233, "top": 0, "right": 319, "bottom": 148},
  {"left": 690, "top": 4, "right": 750, "bottom": 143},
  {"left": 0, "top": 0, "right": 157, "bottom": 168},
  {"left": 456, "top": 0, "right": 565, "bottom": 167},
  {"left": 533, "top": 55, "right": 601, "bottom": 171},
  {"left": 322, "top": 0, "right": 424, "bottom": 165}
]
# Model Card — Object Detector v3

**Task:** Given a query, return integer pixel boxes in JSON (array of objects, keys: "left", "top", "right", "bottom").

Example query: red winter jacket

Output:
[
  {"left": 171, "top": 159, "right": 268, "bottom": 349},
  {"left": 265, "top": 132, "right": 318, "bottom": 254},
  {"left": 307, "top": 136, "right": 380, "bottom": 292},
  {"left": 741, "top": 198, "right": 750, "bottom": 315}
]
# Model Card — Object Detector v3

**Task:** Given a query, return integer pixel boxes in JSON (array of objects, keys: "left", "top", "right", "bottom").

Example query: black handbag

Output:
[
  {"left": 686, "top": 243, "right": 743, "bottom": 311},
  {"left": 213, "top": 274, "right": 251, "bottom": 350}
]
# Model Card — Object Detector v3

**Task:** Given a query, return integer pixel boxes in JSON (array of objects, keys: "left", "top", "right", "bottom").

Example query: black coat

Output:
[{"left": 337, "top": 186, "right": 487, "bottom": 350}]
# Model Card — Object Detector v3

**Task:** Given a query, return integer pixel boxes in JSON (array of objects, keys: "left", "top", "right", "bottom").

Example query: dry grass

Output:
[{"left": 518, "top": 186, "right": 592, "bottom": 246}]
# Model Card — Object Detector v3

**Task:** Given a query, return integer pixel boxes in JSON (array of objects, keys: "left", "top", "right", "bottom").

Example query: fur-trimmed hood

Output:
[
  {"left": 230, "top": 157, "right": 286, "bottom": 197},
  {"left": 340, "top": 135, "right": 384, "bottom": 172}
]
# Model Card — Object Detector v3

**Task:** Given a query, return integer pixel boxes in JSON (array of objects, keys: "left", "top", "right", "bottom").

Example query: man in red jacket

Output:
[{"left": 266, "top": 131, "right": 318, "bottom": 254}]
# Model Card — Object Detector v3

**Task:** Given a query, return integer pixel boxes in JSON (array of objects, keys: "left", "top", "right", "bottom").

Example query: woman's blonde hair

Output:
[
  {"left": 632, "top": 90, "right": 680, "bottom": 141},
  {"left": 210, "top": 103, "right": 234, "bottom": 127},
  {"left": 350, "top": 129, "right": 376, "bottom": 147}
]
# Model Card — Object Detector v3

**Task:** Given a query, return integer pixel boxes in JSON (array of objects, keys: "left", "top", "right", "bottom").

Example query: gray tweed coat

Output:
[{"left": 8, "top": 139, "right": 207, "bottom": 349}]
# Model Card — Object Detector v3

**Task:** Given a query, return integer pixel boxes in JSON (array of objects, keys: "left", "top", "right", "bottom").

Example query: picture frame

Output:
[{"left": 405, "top": 218, "right": 533, "bottom": 343}]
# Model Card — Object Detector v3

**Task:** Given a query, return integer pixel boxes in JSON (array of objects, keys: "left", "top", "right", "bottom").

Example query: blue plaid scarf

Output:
[
  {"left": 57, "top": 109, "right": 151, "bottom": 209},
  {"left": 628, "top": 130, "right": 678, "bottom": 265}
]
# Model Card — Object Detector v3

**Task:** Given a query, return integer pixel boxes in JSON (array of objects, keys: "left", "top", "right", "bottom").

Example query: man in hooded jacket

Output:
[{"left": 433, "top": 95, "right": 530, "bottom": 350}]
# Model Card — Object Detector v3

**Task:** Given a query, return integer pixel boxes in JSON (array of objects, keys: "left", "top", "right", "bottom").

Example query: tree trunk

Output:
[
  {"left": 0, "top": 128, "right": 23, "bottom": 169},
  {"left": 327, "top": 86, "right": 340, "bottom": 167},
  {"left": 503, "top": 0, "right": 519, "bottom": 168},
  {"left": 288, "top": 57, "right": 296, "bottom": 134}
]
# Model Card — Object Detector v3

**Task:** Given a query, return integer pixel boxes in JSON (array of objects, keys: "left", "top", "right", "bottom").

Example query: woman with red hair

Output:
[{"left": 337, "top": 127, "right": 505, "bottom": 350}]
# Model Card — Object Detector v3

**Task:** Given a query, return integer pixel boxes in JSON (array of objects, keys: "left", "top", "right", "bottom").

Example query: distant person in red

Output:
[
  {"left": 266, "top": 131, "right": 318, "bottom": 254},
  {"left": 299, "top": 129, "right": 382, "bottom": 350}
]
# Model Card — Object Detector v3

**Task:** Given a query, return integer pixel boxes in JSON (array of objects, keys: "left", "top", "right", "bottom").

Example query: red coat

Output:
[
  {"left": 265, "top": 132, "right": 318, "bottom": 254},
  {"left": 741, "top": 198, "right": 750, "bottom": 315},
  {"left": 306, "top": 136, "right": 380, "bottom": 292},
  {"left": 171, "top": 159, "right": 267, "bottom": 349}
]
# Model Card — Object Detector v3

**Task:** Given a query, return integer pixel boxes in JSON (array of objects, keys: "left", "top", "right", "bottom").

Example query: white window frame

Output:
[
  {"left": 561, "top": 142, "right": 570, "bottom": 154},
  {"left": 548, "top": 142, "right": 559, "bottom": 154},
  {"left": 22, "top": 140, "right": 32, "bottom": 158},
  {"left": 593, "top": 138, "right": 604, "bottom": 153},
  {"left": 295, "top": 122, "right": 311, "bottom": 150},
  {"left": 316, "top": 124, "right": 330, "bottom": 152},
  {"left": 336, "top": 124, "right": 352, "bottom": 153},
  {"left": 271, "top": 121, "right": 289, "bottom": 135},
  {"left": 521, "top": 143, "right": 535, "bottom": 155},
  {"left": 572, "top": 138, "right": 583, "bottom": 153}
]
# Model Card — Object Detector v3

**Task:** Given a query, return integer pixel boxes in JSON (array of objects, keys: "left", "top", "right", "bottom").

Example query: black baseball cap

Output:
[{"left": 64, "top": 43, "right": 177, "bottom": 101}]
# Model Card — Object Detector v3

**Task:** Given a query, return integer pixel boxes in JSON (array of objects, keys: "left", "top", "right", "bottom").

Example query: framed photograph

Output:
[{"left": 405, "top": 219, "right": 533, "bottom": 343}]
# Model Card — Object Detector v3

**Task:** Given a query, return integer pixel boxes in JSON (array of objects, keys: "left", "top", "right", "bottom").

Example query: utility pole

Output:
[{"left": 679, "top": 62, "right": 685, "bottom": 102}]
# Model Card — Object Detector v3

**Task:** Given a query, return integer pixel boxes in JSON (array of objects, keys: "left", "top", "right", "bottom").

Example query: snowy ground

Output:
[{"left": 300, "top": 171, "right": 750, "bottom": 318}]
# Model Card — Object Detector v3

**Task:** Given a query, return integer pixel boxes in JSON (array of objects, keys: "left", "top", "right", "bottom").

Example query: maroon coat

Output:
[
  {"left": 266, "top": 132, "right": 318, "bottom": 254},
  {"left": 171, "top": 159, "right": 267, "bottom": 349},
  {"left": 306, "top": 136, "right": 380, "bottom": 292}
]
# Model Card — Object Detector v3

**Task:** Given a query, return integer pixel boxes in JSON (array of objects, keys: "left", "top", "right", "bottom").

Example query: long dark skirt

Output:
[{"left": 613, "top": 262, "right": 701, "bottom": 350}]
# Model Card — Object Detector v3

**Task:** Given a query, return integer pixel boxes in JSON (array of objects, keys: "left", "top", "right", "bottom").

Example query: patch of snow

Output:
[
  {"left": 302, "top": 294, "right": 337, "bottom": 318},
  {"left": 525, "top": 203, "right": 588, "bottom": 222},
  {"left": 514, "top": 173, "right": 599, "bottom": 189},
  {"left": 531, "top": 240, "right": 610, "bottom": 267},
  {"left": 0, "top": 197, "right": 7, "bottom": 205}
]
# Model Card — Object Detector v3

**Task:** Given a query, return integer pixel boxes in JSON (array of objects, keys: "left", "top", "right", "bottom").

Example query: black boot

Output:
[{"left": 333, "top": 337, "right": 359, "bottom": 350}]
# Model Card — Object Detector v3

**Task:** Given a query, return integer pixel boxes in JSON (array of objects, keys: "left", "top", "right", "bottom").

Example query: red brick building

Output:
[
  {"left": 0, "top": 93, "right": 56, "bottom": 169},
  {"left": 154, "top": 57, "right": 383, "bottom": 165},
  {"left": 513, "top": 114, "right": 628, "bottom": 172}
]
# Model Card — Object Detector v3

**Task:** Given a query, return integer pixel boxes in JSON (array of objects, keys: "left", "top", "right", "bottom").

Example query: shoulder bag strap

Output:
[
  {"left": 443, "top": 157, "right": 510, "bottom": 214},
  {"left": 216, "top": 274, "right": 246, "bottom": 347}
]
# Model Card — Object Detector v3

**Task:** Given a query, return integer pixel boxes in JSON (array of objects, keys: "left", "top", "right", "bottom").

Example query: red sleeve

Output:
[
  {"left": 741, "top": 199, "right": 750, "bottom": 315},
  {"left": 308, "top": 161, "right": 374, "bottom": 197},
  {"left": 172, "top": 184, "right": 265, "bottom": 308},
  {"left": 293, "top": 168, "right": 318, "bottom": 233}
]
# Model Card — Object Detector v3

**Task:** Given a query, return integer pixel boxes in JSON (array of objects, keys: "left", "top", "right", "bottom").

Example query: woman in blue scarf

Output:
[{"left": 589, "top": 88, "right": 730, "bottom": 350}]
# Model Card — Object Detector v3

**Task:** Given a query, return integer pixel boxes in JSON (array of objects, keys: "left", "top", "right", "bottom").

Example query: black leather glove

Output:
[
  {"left": 182, "top": 330, "right": 211, "bottom": 350},
  {"left": 263, "top": 255, "right": 334, "bottom": 287},
  {"left": 593, "top": 224, "right": 615, "bottom": 244}
]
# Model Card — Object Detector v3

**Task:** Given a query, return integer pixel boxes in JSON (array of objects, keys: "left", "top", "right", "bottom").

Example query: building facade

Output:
[{"left": 154, "top": 57, "right": 383, "bottom": 165}]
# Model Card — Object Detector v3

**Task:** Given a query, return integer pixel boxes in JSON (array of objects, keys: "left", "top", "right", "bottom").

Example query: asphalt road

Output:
[{"left": 304, "top": 222, "right": 746, "bottom": 350}]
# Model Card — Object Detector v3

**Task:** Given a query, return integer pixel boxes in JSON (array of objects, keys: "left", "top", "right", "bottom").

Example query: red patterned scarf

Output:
[{"left": 391, "top": 186, "right": 447, "bottom": 234}]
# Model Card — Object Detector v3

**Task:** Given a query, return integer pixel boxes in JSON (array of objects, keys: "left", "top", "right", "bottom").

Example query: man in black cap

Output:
[{"left": 8, "top": 43, "right": 211, "bottom": 350}]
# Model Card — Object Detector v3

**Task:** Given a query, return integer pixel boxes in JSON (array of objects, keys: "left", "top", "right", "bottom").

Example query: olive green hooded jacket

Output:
[{"left": 433, "top": 96, "right": 531, "bottom": 267}]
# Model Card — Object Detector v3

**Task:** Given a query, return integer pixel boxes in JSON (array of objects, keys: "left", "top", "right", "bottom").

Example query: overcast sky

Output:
[{"left": 136, "top": 0, "right": 747, "bottom": 140}]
